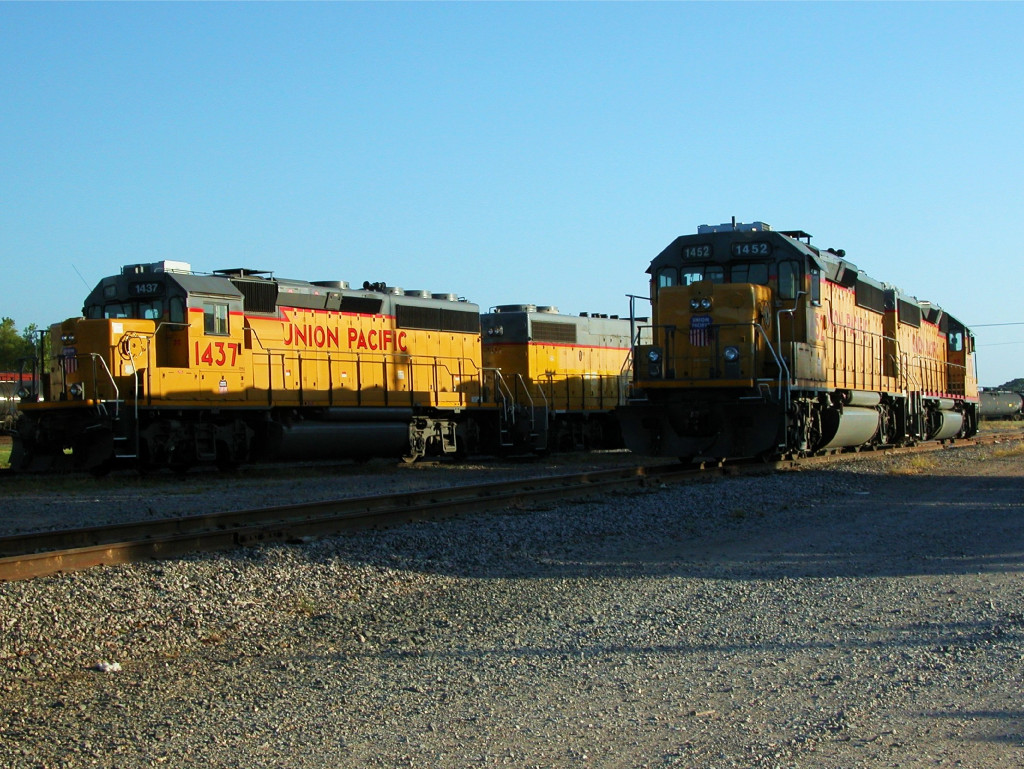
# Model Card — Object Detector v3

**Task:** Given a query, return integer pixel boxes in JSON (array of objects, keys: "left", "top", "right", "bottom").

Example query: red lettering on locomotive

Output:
[{"left": 343, "top": 327, "right": 409, "bottom": 352}]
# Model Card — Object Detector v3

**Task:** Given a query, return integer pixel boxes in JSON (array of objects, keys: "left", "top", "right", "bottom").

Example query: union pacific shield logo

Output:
[
  {"left": 689, "top": 315, "right": 712, "bottom": 347},
  {"left": 61, "top": 347, "right": 78, "bottom": 374}
]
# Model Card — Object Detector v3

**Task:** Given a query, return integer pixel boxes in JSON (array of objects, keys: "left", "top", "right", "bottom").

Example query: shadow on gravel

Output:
[
  {"left": 321, "top": 470, "right": 1024, "bottom": 583},
  {"left": 924, "top": 710, "right": 1024, "bottom": 746},
  {"left": 621, "top": 471, "right": 1024, "bottom": 581},
  {"left": 330, "top": 620, "right": 1024, "bottom": 666}
]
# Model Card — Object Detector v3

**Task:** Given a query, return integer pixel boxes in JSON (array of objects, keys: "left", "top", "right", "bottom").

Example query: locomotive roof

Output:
[
  {"left": 170, "top": 273, "right": 244, "bottom": 298},
  {"left": 648, "top": 226, "right": 972, "bottom": 333},
  {"left": 480, "top": 305, "right": 632, "bottom": 346},
  {"left": 213, "top": 268, "right": 273, "bottom": 278},
  {"left": 648, "top": 228, "right": 829, "bottom": 274}
]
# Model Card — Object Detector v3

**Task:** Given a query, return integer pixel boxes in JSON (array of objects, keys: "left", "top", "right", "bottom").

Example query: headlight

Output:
[
  {"left": 724, "top": 346, "right": 740, "bottom": 362},
  {"left": 69, "top": 383, "right": 84, "bottom": 399},
  {"left": 690, "top": 298, "right": 701, "bottom": 310},
  {"left": 700, "top": 297, "right": 713, "bottom": 310},
  {"left": 16, "top": 387, "right": 30, "bottom": 400},
  {"left": 645, "top": 347, "right": 663, "bottom": 378}
]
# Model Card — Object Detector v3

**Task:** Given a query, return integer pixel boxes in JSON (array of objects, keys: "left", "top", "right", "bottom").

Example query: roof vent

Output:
[
  {"left": 312, "top": 280, "right": 350, "bottom": 290},
  {"left": 697, "top": 221, "right": 772, "bottom": 234},
  {"left": 124, "top": 261, "right": 192, "bottom": 275}
]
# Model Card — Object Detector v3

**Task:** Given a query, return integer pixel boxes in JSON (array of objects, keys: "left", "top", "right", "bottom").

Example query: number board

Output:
[
  {"left": 129, "top": 281, "right": 164, "bottom": 297},
  {"left": 730, "top": 242, "right": 772, "bottom": 257},
  {"left": 682, "top": 244, "right": 712, "bottom": 260}
]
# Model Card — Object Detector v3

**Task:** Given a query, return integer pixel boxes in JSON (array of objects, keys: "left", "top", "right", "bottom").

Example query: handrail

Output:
[
  {"left": 118, "top": 331, "right": 153, "bottom": 456},
  {"left": 515, "top": 374, "right": 538, "bottom": 433},
  {"left": 907, "top": 354, "right": 970, "bottom": 397},
  {"left": 84, "top": 353, "right": 120, "bottom": 417},
  {"left": 487, "top": 368, "right": 517, "bottom": 427},
  {"left": 520, "top": 373, "right": 543, "bottom": 410},
  {"left": 753, "top": 323, "right": 789, "bottom": 401},
  {"left": 631, "top": 319, "right": 790, "bottom": 407},
  {"left": 775, "top": 291, "right": 804, "bottom": 391}
]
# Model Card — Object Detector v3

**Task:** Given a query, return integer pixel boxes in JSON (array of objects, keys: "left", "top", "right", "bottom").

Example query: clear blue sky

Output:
[{"left": 2, "top": 2, "right": 1022, "bottom": 386}]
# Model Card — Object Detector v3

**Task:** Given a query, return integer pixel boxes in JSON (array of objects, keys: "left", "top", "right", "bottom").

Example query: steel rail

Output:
[{"left": 0, "top": 462, "right": 707, "bottom": 582}]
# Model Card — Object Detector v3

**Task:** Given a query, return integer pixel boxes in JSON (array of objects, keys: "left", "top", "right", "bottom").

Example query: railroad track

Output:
[
  {"left": 0, "top": 461, "right": 713, "bottom": 582},
  {"left": 0, "top": 431, "right": 1018, "bottom": 583}
]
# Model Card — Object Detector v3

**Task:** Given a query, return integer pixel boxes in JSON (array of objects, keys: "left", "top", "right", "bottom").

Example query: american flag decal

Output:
[
  {"left": 61, "top": 348, "right": 77, "bottom": 374},
  {"left": 689, "top": 315, "right": 712, "bottom": 347}
]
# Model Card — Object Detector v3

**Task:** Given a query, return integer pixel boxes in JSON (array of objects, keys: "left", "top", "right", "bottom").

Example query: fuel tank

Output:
[{"left": 253, "top": 408, "right": 414, "bottom": 460}]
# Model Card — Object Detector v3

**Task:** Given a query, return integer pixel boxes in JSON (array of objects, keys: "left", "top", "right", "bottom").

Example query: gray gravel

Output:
[
  {"left": 0, "top": 452, "right": 662, "bottom": 536},
  {"left": 2, "top": 441, "right": 1023, "bottom": 768}
]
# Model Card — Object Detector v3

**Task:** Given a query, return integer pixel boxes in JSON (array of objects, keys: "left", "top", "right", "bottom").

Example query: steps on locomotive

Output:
[
  {"left": 497, "top": 404, "right": 545, "bottom": 450},
  {"left": 106, "top": 402, "right": 139, "bottom": 460},
  {"left": 112, "top": 434, "right": 137, "bottom": 460}
]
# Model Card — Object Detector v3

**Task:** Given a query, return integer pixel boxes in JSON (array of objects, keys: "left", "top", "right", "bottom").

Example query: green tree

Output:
[{"left": 0, "top": 318, "right": 39, "bottom": 370}]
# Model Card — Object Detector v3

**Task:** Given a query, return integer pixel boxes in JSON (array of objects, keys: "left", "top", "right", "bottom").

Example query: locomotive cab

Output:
[
  {"left": 76, "top": 261, "right": 247, "bottom": 404},
  {"left": 13, "top": 261, "right": 254, "bottom": 471}
]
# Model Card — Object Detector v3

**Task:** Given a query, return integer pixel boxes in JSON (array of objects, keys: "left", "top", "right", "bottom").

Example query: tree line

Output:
[{"left": 0, "top": 318, "right": 41, "bottom": 371}]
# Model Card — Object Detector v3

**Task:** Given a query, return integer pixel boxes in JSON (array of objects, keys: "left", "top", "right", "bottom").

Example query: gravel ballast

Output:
[{"left": 2, "top": 441, "right": 1023, "bottom": 767}]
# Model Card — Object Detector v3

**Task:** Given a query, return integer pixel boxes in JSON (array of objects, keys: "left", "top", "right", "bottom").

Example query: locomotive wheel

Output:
[
  {"left": 72, "top": 427, "right": 115, "bottom": 475},
  {"left": 88, "top": 457, "right": 115, "bottom": 478},
  {"left": 215, "top": 442, "right": 241, "bottom": 472},
  {"left": 167, "top": 443, "right": 194, "bottom": 475}
]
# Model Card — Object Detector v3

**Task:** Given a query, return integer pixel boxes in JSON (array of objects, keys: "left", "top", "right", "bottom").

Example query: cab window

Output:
[
  {"left": 681, "top": 265, "right": 725, "bottom": 286},
  {"left": 139, "top": 300, "right": 163, "bottom": 320},
  {"left": 777, "top": 260, "right": 801, "bottom": 300},
  {"left": 730, "top": 263, "right": 769, "bottom": 285},
  {"left": 656, "top": 268, "right": 677, "bottom": 288},
  {"left": 169, "top": 297, "right": 186, "bottom": 324},
  {"left": 204, "top": 302, "right": 229, "bottom": 335}
]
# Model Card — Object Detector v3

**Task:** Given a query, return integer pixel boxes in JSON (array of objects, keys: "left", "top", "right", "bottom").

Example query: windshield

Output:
[
  {"left": 681, "top": 265, "right": 725, "bottom": 286},
  {"left": 86, "top": 300, "right": 164, "bottom": 320},
  {"left": 730, "top": 263, "right": 770, "bottom": 285}
]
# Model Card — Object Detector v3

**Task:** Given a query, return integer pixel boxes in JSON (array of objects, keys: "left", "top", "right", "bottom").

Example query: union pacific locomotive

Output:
[
  {"left": 618, "top": 221, "right": 979, "bottom": 460},
  {"left": 12, "top": 262, "right": 632, "bottom": 472}
]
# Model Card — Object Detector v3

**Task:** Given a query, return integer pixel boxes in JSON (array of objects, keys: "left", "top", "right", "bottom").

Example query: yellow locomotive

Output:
[
  {"left": 618, "top": 221, "right": 979, "bottom": 460},
  {"left": 481, "top": 304, "right": 632, "bottom": 451},
  {"left": 12, "top": 262, "right": 633, "bottom": 472}
]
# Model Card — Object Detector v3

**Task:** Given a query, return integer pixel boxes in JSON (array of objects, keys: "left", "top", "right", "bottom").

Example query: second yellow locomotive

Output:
[{"left": 619, "top": 221, "right": 979, "bottom": 460}]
